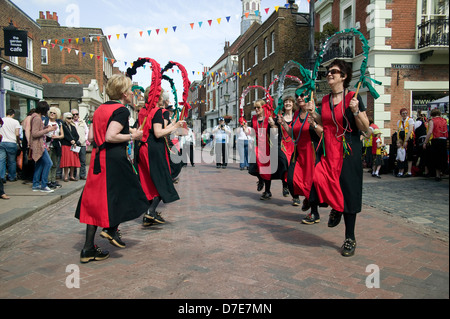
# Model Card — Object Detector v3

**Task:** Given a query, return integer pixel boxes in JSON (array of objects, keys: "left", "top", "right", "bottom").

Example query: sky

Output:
[{"left": 12, "top": 0, "right": 310, "bottom": 97}]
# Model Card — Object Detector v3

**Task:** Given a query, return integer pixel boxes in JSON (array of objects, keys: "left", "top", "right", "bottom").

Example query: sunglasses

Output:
[
  {"left": 49, "top": 112, "right": 56, "bottom": 115},
  {"left": 66, "top": 117, "right": 73, "bottom": 120},
  {"left": 72, "top": 113, "right": 79, "bottom": 116},
  {"left": 327, "top": 69, "right": 344, "bottom": 76}
]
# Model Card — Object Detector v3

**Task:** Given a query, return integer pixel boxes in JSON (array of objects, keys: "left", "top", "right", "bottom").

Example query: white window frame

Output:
[
  {"left": 254, "top": 46, "right": 258, "bottom": 66},
  {"left": 270, "top": 32, "right": 275, "bottom": 54},
  {"left": 41, "top": 47, "right": 48, "bottom": 65},
  {"left": 26, "top": 37, "right": 33, "bottom": 71}
]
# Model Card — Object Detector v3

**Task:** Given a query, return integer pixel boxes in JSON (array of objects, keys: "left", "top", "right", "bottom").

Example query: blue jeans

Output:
[
  {"left": 0, "top": 142, "right": 18, "bottom": 181},
  {"left": 33, "top": 149, "right": 53, "bottom": 189},
  {"left": 237, "top": 139, "right": 249, "bottom": 168}
]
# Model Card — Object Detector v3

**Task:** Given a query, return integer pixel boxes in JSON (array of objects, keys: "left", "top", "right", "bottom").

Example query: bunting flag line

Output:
[{"left": 40, "top": 5, "right": 303, "bottom": 82}]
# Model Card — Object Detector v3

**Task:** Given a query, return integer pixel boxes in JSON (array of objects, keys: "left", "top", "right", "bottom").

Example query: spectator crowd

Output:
[{"left": 0, "top": 102, "right": 89, "bottom": 199}]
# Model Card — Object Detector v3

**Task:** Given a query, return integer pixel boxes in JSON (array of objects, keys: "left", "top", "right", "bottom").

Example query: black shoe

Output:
[
  {"left": 48, "top": 182, "right": 56, "bottom": 189},
  {"left": 80, "top": 245, "right": 109, "bottom": 263},
  {"left": 302, "top": 213, "right": 320, "bottom": 225},
  {"left": 328, "top": 209, "right": 342, "bottom": 227},
  {"left": 301, "top": 198, "right": 311, "bottom": 211},
  {"left": 257, "top": 180, "right": 264, "bottom": 192},
  {"left": 341, "top": 238, "right": 356, "bottom": 257},
  {"left": 216, "top": 164, "right": 222, "bottom": 169},
  {"left": 282, "top": 187, "right": 289, "bottom": 197},
  {"left": 54, "top": 182, "right": 62, "bottom": 189},
  {"left": 100, "top": 228, "right": 126, "bottom": 248},
  {"left": 292, "top": 197, "right": 301, "bottom": 206},
  {"left": 144, "top": 211, "right": 165, "bottom": 224},
  {"left": 260, "top": 191, "right": 272, "bottom": 200},
  {"left": 143, "top": 215, "right": 154, "bottom": 227}
]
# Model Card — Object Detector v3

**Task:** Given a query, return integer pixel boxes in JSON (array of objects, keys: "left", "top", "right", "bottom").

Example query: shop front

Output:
[{"left": 2, "top": 73, "right": 43, "bottom": 122}]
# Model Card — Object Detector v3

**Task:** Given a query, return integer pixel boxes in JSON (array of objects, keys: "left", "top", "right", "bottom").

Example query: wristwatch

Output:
[{"left": 353, "top": 110, "right": 360, "bottom": 116}]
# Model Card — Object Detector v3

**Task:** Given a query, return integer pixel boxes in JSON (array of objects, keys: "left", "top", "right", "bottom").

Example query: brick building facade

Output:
[
  {"left": 238, "top": 6, "right": 310, "bottom": 121},
  {"left": 37, "top": 10, "right": 118, "bottom": 119},
  {"left": 0, "top": 0, "right": 43, "bottom": 120}
]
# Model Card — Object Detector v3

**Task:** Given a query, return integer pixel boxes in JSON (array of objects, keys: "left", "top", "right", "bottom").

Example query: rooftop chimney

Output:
[{"left": 37, "top": 10, "right": 60, "bottom": 27}]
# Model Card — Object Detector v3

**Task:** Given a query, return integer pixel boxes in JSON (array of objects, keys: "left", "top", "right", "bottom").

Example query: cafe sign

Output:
[{"left": 3, "top": 27, "right": 28, "bottom": 57}]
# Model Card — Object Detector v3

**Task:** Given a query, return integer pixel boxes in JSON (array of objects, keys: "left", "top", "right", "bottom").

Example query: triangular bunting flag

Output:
[
  {"left": 275, "top": 6, "right": 279, "bottom": 12},
  {"left": 54, "top": 39, "right": 58, "bottom": 44},
  {"left": 59, "top": 45, "right": 63, "bottom": 51},
  {"left": 172, "top": 26, "right": 177, "bottom": 32},
  {"left": 116, "top": 34, "right": 120, "bottom": 40},
  {"left": 226, "top": 16, "right": 231, "bottom": 22},
  {"left": 82, "top": 52, "right": 86, "bottom": 57},
  {"left": 76, "top": 38, "right": 79, "bottom": 43},
  {"left": 61, "top": 39, "right": 65, "bottom": 44},
  {"left": 190, "top": 23, "right": 194, "bottom": 29},
  {"left": 156, "top": 29, "right": 160, "bottom": 34},
  {"left": 285, "top": 4, "right": 289, "bottom": 9},
  {"left": 97, "top": 55, "right": 101, "bottom": 60},
  {"left": 123, "top": 33, "right": 127, "bottom": 39},
  {"left": 139, "top": 31, "right": 143, "bottom": 37},
  {"left": 67, "top": 48, "right": 71, "bottom": 53},
  {"left": 75, "top": 50, "right": 79, "bottom": 55},
  {"left": 217, "top": 18, "right": 221, "bottom": 24},
  {"left": 51, "top": 43, "right": 55, "bottom": 49},
  {"left": 164, "top": 28, "right": 168, "bottom": 34},
  {"left": 198, "top": 21, "right": 203, "bottom": 28},
  {"left": 108, "top": 35, "right": 111, "bottom": 40},
  {"left": 68, "top": 38, "right": 72, "bottom": 44},
  {"left": 97, "top": 36, "right": 101, "bottom": 42},
  {"left": 89, "top": 54, "right": 93, "bottom": 59},
  {"left": 111, "top": 59, "right": 115, "bottom": 64},
  {"left": 82, "top": 37, "right": 86, "bottom": 43},
  {"left": 255, "top": 10, "right": 259, "bottom": 16},
  {"left": 208, "top": 20, "right": 212, "bottom": 26},
  {"left": 245, "top": 12, "right": 250, "bottom": 18},
  {"left": 147, "top": 30, "right": 151, "bottom": 36}
]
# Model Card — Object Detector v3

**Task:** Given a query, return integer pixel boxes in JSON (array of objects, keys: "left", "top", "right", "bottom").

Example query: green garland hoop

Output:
[
  {"left": 276, "top": 60, "right": 315, "bottom": 113},
  {"left": 162, "top": 74, "right": 179, "bottom": 119},
  {"left": 311, "top": 28, "right": 382, "bottom": 99}
]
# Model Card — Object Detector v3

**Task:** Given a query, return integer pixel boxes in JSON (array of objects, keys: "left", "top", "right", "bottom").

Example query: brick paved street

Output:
[{"left": 0, "top": 153, "right": 448, "bottom": 299}]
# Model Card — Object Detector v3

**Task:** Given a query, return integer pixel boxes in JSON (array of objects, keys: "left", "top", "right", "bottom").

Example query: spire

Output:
[{"left": 241, "top": 0, "right": 262, "bottom": 35}]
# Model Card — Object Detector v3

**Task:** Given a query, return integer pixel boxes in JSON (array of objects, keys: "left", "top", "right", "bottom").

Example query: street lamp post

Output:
[{"left": 288, "top": 0, "right": 315, "bottom": 71}]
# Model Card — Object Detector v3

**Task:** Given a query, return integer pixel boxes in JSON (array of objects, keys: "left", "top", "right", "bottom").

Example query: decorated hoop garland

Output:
[
  {"left": 161, "top": 61, "right": 192, "bottom": 121},
  {"left": 238, "top": 85, "right": 274, "bottom": 124},
  {"left": 274, "top": 60, "right": 313, "bottom": 114},
  {"left": 126, "top": 57, "right": 162, "bottom": 142},
  {"left": 308, "top": 27, "right": 382, "bottom": 100},
  {"left": 162, "top": 74, "right": 179, "bottom": 118}
]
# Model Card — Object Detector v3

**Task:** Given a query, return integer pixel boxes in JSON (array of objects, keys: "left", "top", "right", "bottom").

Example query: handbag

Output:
[
  {"left": 16, "top": 150, "right": 23, "bottom": 170},
  {"left": 70, "top": 145, "right": 81, "bottom": 153}
]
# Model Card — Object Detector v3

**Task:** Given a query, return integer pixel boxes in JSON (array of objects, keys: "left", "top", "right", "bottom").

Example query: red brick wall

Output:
[
  {"left": 0, "top": 0, "right": 42, "bottom": 85},
  {"left": 386, "top": 0, "right": 417, "bottom": 49}
]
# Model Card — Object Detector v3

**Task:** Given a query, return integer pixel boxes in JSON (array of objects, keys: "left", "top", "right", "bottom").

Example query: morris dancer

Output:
[
  {"left": 248, "top": 99, "right": 279, "bottom": 200},
  {"left": 138, "top": 88, "right": 185, "bottom": 226},
  {"left": 75, "top": 74, "right": 149, "bottom": 263},
  {"left": 306, "top": 59, "right": 369, "bottom": 257},
  {"left": 278, "top": 93, "right": 323, "bottom": 224}
]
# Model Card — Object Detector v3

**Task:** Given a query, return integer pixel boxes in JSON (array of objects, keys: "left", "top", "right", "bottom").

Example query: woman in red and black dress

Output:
[
  {"left": 248, "top": 99, "right": 281, "bottom": 200},
  {"left": 279, "top": 93, "right": 324, "bottom": 224},
  {"left": 278, "top": 96, "right": 297, "bottom": 200},
  {"left": 138, "top": 88, "right": 185, "bottom": 226},
  {"left": 75, "top": 74, "right": 149, "bottom": 263},
  {"left": 306, "top": 59, "right": 369, "bottom": 257}
]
